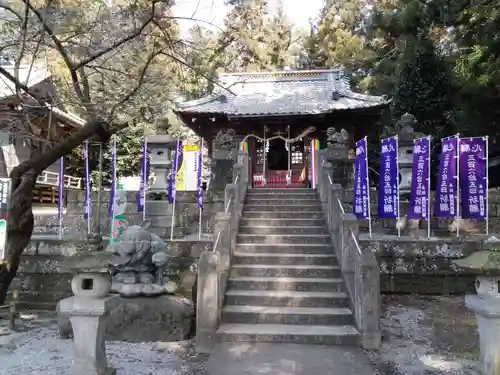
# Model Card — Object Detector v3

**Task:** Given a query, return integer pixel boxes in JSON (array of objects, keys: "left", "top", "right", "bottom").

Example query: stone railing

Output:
[
  {"left": 318, "top": 160, "right": 381, "bottom": 349},
  {"left": 195, "top": 151, "right": 249, "bottom": 353}
]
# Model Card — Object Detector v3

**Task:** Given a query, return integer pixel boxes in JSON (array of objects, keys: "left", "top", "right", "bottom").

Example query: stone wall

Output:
[
  {"left": 15, "top": 237, "right": 212, "bottom": 310},
  {"left": 34, "top": 190, "right": 226, "bottom": 240},
  {"left": 359, "top": 235, "right": 484, "bottom": 294}
]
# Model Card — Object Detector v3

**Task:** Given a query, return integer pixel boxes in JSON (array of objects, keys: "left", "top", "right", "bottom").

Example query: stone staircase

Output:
[{"left": 216, "top": 188, "right": 360, "bottom": 346}]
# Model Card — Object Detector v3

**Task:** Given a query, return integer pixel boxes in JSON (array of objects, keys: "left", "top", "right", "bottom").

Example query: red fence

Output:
[{"left": 252, "top": 172, "right": 306, "bottom": 188}]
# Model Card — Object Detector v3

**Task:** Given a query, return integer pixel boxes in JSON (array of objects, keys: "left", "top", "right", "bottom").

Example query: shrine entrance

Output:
[{"left": 267, "top": 139, "right": 288, "bottom": 171}]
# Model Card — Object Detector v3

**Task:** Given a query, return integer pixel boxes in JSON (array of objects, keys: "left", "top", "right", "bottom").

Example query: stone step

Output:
[
  {"left": 246, "top": 193, "right": 318, "bottom": 200},
  {"left": 245, "top": 198, "right": 319, "bottom": 205},
  {"left": 216, "top": 323, "right": 360, "bottom": 346},
  {"left": 222, "top": 305, "right": 354, "bottom": 326},
  {"left": 233, "top": 253, "right": 336, "bottom": 266},
  {"left": 248, "top": 188, "right": 315, "bottom": 194},
  {"left": 238, "top": 226, "right": 328, "bottom": 235},
  {"left": 225, "top": 289, "right": 349, "bottom": 307},
  {"left": 240, "top": 218, "right": 325, "bottom": 227},
  {"left": 244, "top": 204, "right": 322, "bottom": 212},
  {"left": 237, "top": 234, "right": 331, "bottom": 245},
  {"left": 235, "top": 243, "right": 332, "bottom": 254},
  {"left": 230, "top": 264, "right": 341, "bottom": 278},
  {"left": 228, "top": 276, "right": 345, "bottom": 292},
  {"left": 242, "top": 211, "right": 325, "bottom": 219}
]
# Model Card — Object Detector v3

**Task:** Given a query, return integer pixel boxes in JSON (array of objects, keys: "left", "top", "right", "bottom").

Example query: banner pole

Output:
[
  {"left": 58, "top": 157, "right": 64, "bottom": 240},
  {"left": 170, "top": 140, "right": 180, "bottom": 241},
  {"left": 485, "top": 136, "right": 489, "bottom": 236},
  {"left": 263, "top": 126, "right": 267, "bottom": 186},
  {"left": 142, "top": 139, "right": 148, "bottom": 222},
  {"left": 84, "top": 141, "right": 91, "bottom": 236},
  {"left": 287, "top": 125, "right": 291, "bottom": 185},
  {"left": 364, "top": 136, "right": 372, "bottom": 239},
  {"left": 395, "top": 135, "right": 401, "bottom": 238},
  {"left": 456, "top": 134, "right": 460, "bottom": 238},
  {"left": 109, "top": 140, "right": 117, "bottom": 244},
  {"left": 198, "top": 138, "right": 204, "bottom": 241},
  {"left": 427, "top": 135, "right": 431, "bottom": 239}
]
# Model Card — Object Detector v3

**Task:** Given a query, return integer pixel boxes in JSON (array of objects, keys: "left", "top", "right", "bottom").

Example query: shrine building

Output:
[{"left": 174, "top": 69, "right": 389, "bottom": 188}]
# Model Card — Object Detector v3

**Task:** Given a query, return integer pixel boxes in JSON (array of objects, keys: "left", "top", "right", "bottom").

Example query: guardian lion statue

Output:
[{"left": 105, "top": 219, "right": 170, "bottom": 297}]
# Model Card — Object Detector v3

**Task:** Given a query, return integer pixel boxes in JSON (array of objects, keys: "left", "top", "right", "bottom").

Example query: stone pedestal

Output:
[
  {"left": 465, "top": 295, "right": 500, "bottom": 375},
  {"left": 59, "top": 295, "right": 120, "bottom": 375},
  {"left": 58, "top": 252, "right": 122, "bottom": 375}
]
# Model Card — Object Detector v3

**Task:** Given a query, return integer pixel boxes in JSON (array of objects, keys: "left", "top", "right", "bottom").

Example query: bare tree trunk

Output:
[
  {"left": 0, "top": 148, "right": 8, "bottom": 178},
  {"left": 0, "top": 118, "right": 110, "bottom": 304}
]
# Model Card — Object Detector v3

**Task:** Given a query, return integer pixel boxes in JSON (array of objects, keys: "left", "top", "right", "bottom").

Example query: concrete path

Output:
[{"left": 207, "top": 343, "right": 376, "bottom": 375}]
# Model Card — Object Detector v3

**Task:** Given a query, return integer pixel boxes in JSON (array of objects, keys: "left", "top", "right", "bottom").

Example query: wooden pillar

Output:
[{"left": 303, "top": 135, "right": 309, "bottom": 187}]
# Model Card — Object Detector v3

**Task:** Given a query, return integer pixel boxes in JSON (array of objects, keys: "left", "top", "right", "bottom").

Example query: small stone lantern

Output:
[
  {"left": 453, "top": 248, "right": 500, "bottom": 375},
  {"left": 325, "top": 127, "right": 353, "bottom": 187},
  {"left": 59, "top": 252, "right": 121, "bottom": 375}
]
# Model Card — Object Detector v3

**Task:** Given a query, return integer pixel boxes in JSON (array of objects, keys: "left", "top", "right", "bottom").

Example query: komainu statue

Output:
[{"left": 105, "top": 219, "right": 170, "bottom": 297}]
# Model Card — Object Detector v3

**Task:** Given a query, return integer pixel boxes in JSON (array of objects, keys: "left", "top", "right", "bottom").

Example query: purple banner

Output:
[
  {"left": 408, "top": 137, "right": 431, "bottom": 220},
  {"left": 434, "top": 137, "right": 458, "bottom": 218},
  {"left": 168, "top": 140, "right": 183, "bottom": 204},
  {"left": 459, "top": 138, "right": 487, "bottom": 219},
  {"left": 196, "top": 141, "right": 204, "bottom": 209},
  {"left": 377, "top": 136, "right": 399, "bottom": 219},
  {"left": 107, "top": 140, "right": 117, "bottom": 217},
  {"left": 83, "top": 141, "right": 91, "bottom": 220},
  {"left": 58, "top": 157, "right": 64, "bottom": 219},
  {"left": 353, "top": 138, "right": 370, "bottom": 219},
  {"left": 137, "top": 141, "right": 149, "bottom": 212}
]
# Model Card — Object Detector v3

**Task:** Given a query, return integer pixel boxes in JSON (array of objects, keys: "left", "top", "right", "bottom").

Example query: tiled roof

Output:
[
  {"left": 0, "top": 64, "right": 50, "bottom": 99},
  {"left": 175, "top": 69, "right": 389, "bottom": 116}
]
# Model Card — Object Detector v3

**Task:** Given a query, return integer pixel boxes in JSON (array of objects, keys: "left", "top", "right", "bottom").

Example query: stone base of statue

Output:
[
  {"left": 110, "top": 269, "right": 167, "bottom": 297},
  {"left": 58, "top": 295, "right": 194, "bottom": 343},
  {"left": 465, "top": 295, "right": 500, "bottom": 375}
]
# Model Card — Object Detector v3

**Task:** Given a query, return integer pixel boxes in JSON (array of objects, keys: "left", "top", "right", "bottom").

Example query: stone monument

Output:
[
  {"left": 453, "top": 244, "right": 500, "bottom": 375},
  {"left": 58, "top": 252, "right": 120, "bottom": 375},
  {"left": 105, "top": 219, "right": 170, "bottom": 297},
  {"left": 324, "top": 127, "right": 353, "bottom": 187},
  {"left": 145, "top": 121, "right": 178, "bottom": 236}
]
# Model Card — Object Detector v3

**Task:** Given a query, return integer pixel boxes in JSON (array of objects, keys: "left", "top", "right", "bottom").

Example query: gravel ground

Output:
[
  {"left": 0, "top": 296, "right": 485, "bottom": 375},
  {"left": 0, "top": 312, "right": 208, "bottom": 375},
  {"left": 367, "top": 295, "right": 481, "bottom": 375}
]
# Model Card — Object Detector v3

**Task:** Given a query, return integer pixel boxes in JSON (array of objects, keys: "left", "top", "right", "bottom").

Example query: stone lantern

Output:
[
  {"left": 453, "top": 247, "right": 500, "bottom": 375},
  {"left": 146, "top": 121, "right": 177, "bottom": 193},
  {"left": 396, "top": 113, "right": 426, "bottom": 194},
  {"left": 59, "top": 252, "right": 121, "bottom": 375},
  {"left": 324, "top": 127, "right": 353, "bottom": 187}
]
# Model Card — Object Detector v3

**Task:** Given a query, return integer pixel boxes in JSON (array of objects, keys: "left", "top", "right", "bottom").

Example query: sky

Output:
[{"left": 173, "top": 0, "right": 324, "bottom": 35}]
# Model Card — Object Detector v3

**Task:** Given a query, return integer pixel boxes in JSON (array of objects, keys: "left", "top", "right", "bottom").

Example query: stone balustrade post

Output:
[
  {"left": 224, "top": 184, "right": 238, "bottom": 251},
  {"left": 237, "top": 152, "right": 249, "bottom": 188},
  {"left": 232, "top": 164, "right": 245, "bottom": 207},
  {"left": 214, "top": 212, "right": 231, "bottom": 273},
  {"left": 330, "top": 183, "right": 344, "bottom": 254},
  {"left": 355, "top": 251, "right": 381, "bottom": 350},
  {"left": 341, "top": 214, "right": 359, "bottom": 274},
  {"left": 196, "top": 251, "right": 220, "bottom": 354},
  {"left": 321, "top": 162, "right": 334, "bottom": 215}
]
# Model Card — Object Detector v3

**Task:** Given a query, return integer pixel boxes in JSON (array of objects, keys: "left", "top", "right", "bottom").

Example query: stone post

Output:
[
  {"left": 59, "top": 253, "right": 119, "bottom": 375},
  {"left": 355, "top": 251, "right": 381, "bottom": 350},
  {"left": 225, "top": 183, "right": 240, "bottom": 250},
  {"left": 330, "top": 183, "right": 344, "bottom": 254},
  {"left": 341, "top": 214, "right": 358, "bottom": 274},
  {"left": 214, "top": 212, "right": 231, "bottom": 274},
  {"left": 321, "top": 162, "right": 334, "bottom": 210},
  {"left": 196, "top": 250, "right": 220, "bottom": 354}
]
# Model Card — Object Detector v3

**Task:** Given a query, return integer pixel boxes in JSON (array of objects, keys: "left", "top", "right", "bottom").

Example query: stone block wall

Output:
[
  {"left": 359, "top": 235, "right": 483, "bottom": 294},
  {"left": 35, "top": 190, "right": 226, "bottom": 240},
  {"left": 14, "top": 237, "right": 212, "bottom": 310}
]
